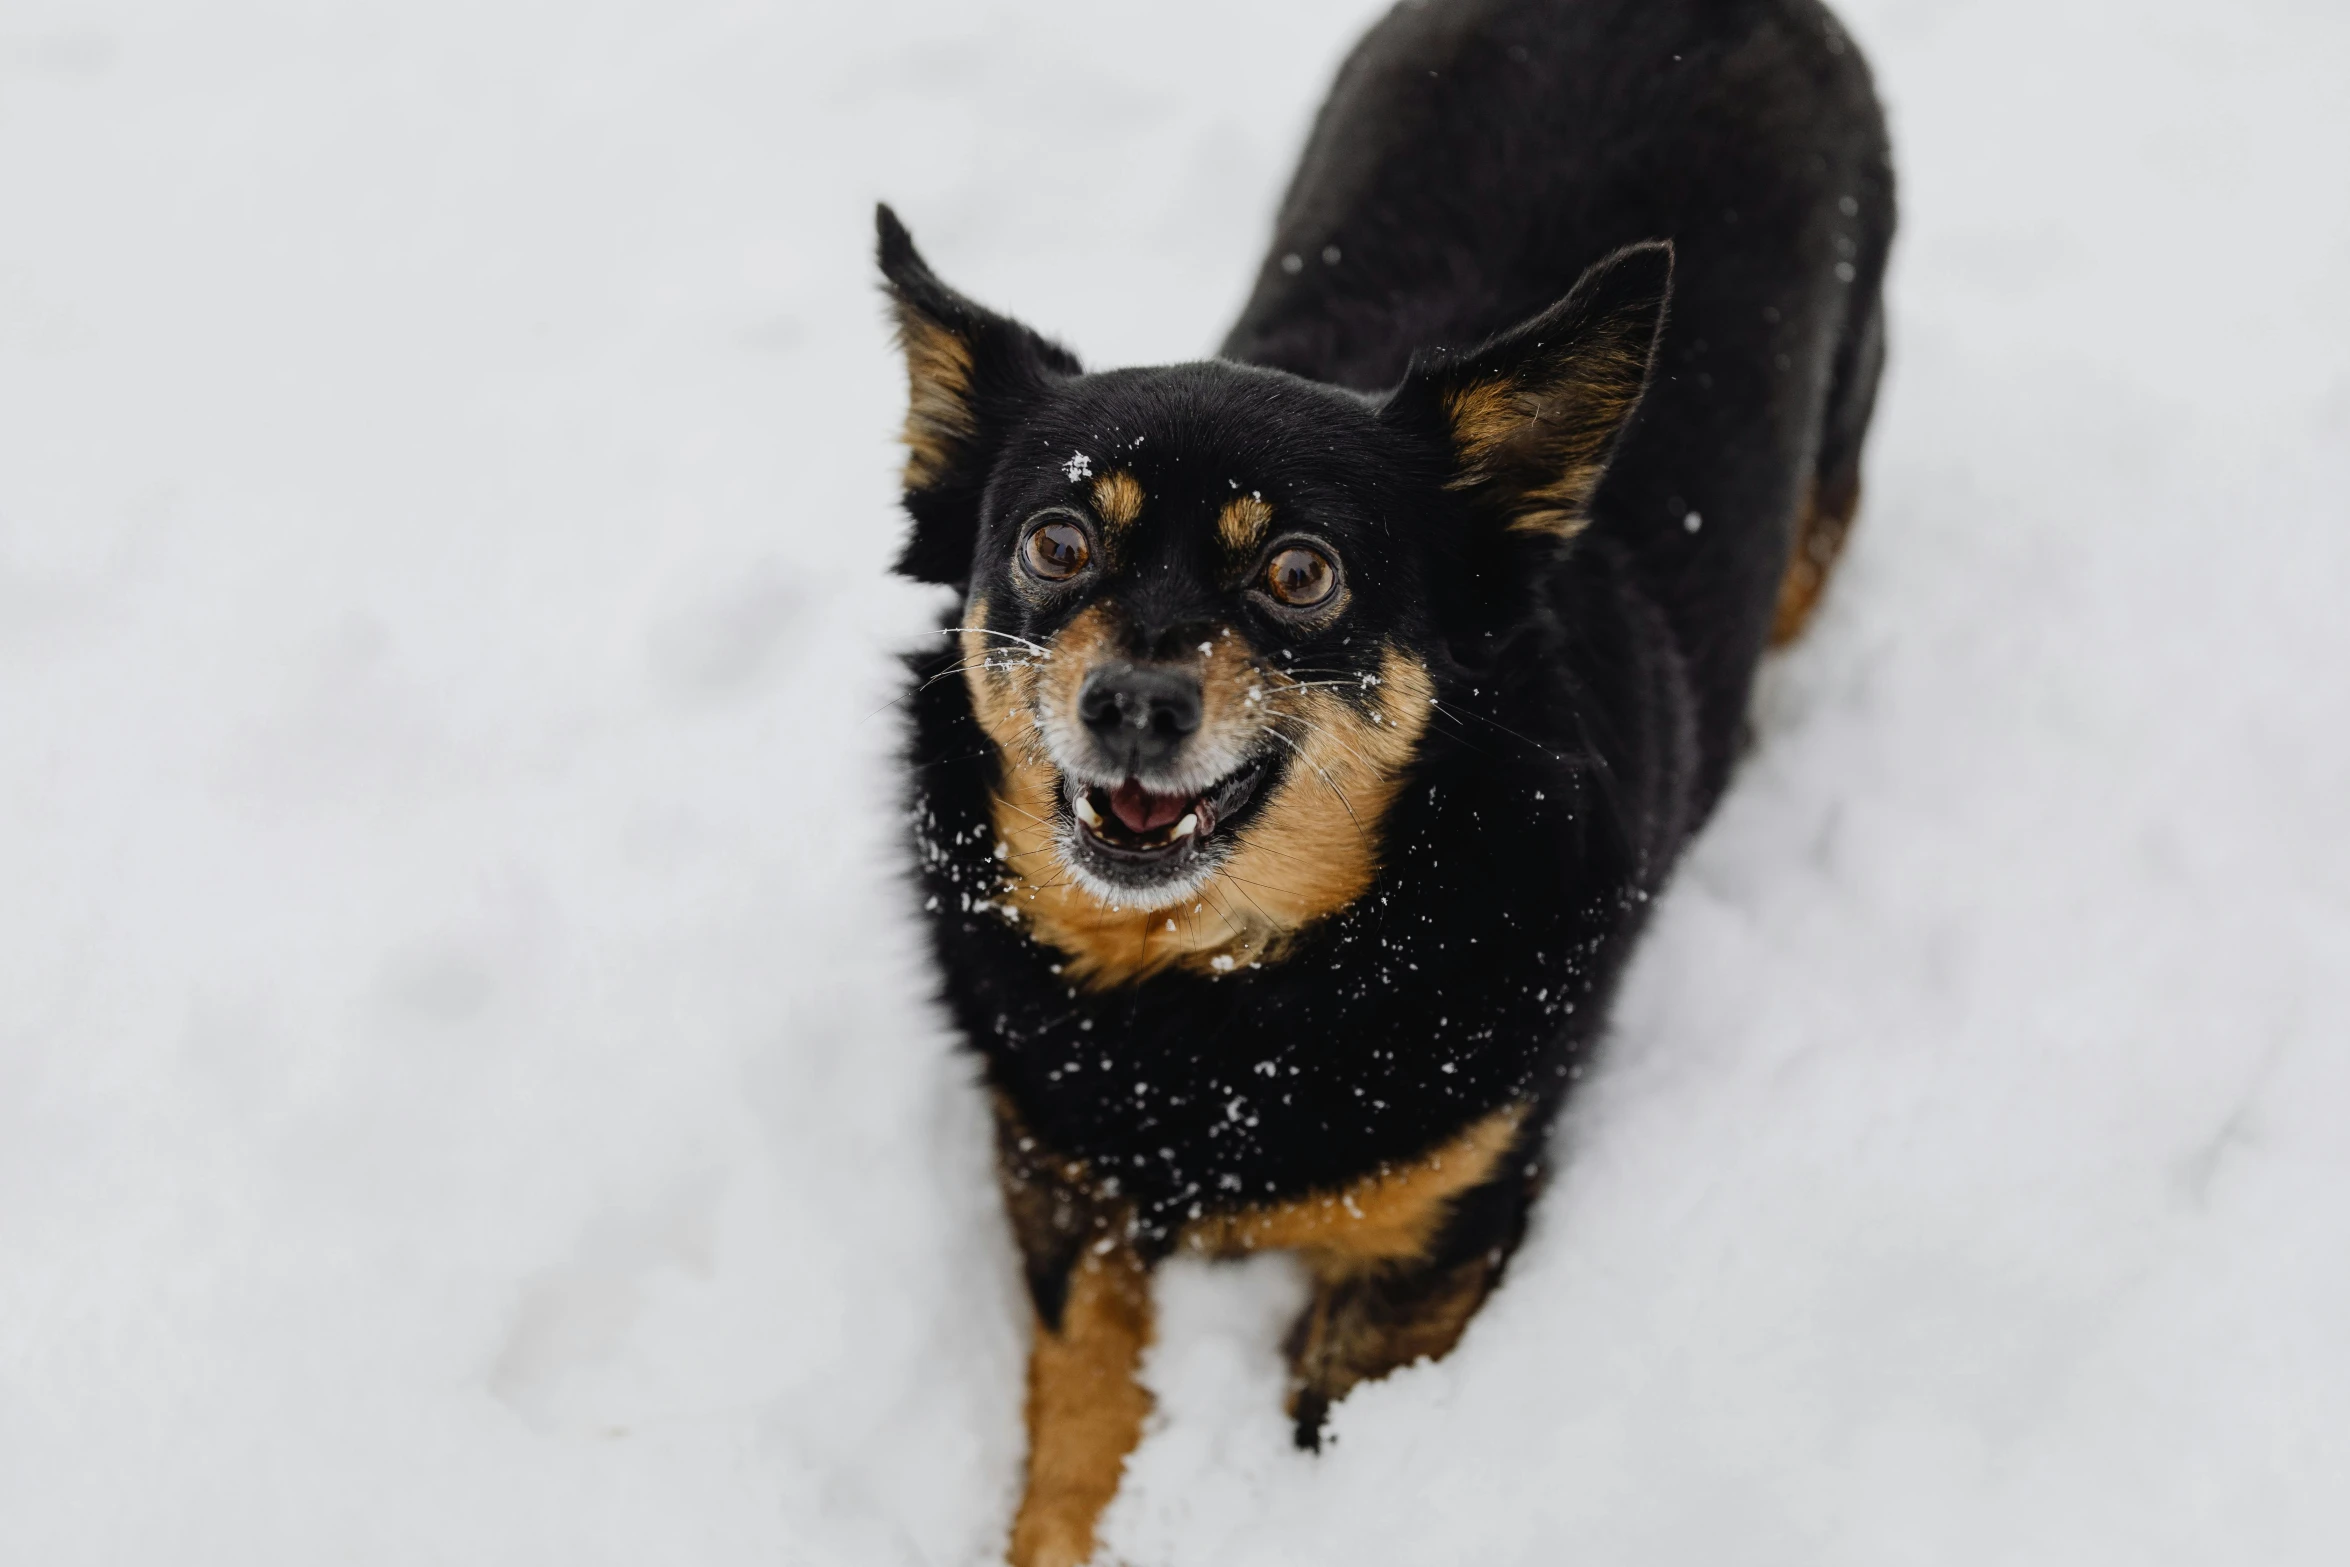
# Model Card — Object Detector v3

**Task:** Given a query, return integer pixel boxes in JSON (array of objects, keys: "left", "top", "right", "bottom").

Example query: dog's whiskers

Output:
[
  {"left": 941, "top": 625, "right": 1055, "bottom": 657},
  {"left": 1256, "top": 724, "right": 1369, "bottom": 844},
  {"left": 1262, "top": 706, "right": 1382, "bottom": 783}
]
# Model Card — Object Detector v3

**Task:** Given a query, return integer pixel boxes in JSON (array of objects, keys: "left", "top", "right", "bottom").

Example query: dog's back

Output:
[{"left": 1225, "top": 0, "right": 1895, "bottom": 811}]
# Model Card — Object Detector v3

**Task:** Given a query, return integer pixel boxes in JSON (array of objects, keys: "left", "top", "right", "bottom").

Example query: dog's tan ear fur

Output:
[
  {"left": 889, "top": 291, "right": 980, "bottom": 496},
  {"left": 876, "top": 205, "right": 1081, "bottom": 585},
  {"left": 1388, "top": 241, "right": 1672, "bottom": 539}
]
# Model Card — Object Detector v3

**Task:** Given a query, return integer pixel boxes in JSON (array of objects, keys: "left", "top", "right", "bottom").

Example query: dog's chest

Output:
[{"left": 950, "top": 877, "right": 1613, "bottom": 1232}]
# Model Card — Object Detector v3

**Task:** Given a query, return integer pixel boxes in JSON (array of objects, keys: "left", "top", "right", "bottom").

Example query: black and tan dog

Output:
[{"left": 881, "top": 0, "right": 1892, "bottom": 1560}]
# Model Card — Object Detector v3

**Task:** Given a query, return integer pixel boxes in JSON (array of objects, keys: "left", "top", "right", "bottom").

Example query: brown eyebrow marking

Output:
[
  {"left": 1217, "top": 493, "right": 1274, "bottom": 554},
  {"left": 1089, "top": 470, "right": 1144, "bottom": 530}
]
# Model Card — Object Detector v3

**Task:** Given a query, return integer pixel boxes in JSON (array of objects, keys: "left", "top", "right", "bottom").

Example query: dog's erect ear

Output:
[
  {"left": 877, "top": 204, "right": 1081, "bottom": 585},
  {"left": 1383, "top": 241, "right": 1672, "bottom": 539}
]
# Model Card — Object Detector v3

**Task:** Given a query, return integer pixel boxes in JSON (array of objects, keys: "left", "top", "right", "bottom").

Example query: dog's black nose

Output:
[{"left": 1077, "top": 663, "right": 1202, "bottom": 774}]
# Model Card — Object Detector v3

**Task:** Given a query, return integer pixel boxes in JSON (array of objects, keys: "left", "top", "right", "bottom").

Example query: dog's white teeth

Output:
[
  {"left": 1173, "top": 813, "right": 1198, "bottom": 839},
  {"left": 1073, "top": 793, "right": 1101, "bottom": 827}
]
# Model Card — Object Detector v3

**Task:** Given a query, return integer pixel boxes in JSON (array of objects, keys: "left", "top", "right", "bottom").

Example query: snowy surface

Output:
[{"left": 3, "top": 0, "right": 2348, "bottom": 1562}]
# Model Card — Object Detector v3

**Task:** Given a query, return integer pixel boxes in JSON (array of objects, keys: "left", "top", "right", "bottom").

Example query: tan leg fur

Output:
[
  {"left": 1009, "top": 1244, "right": 1154, "bottom": 1567},
  {"left": 1000, "top": 1104, "right": 1528, "bottom": 1562},
  {"left": 1770, "top": 472, "right": 1862, "bottom": 646}
]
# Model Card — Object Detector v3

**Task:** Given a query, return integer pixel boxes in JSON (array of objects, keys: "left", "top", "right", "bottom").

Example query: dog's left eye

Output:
[{"left": 1263, "top": 545, "right": 1338, "bottom": 609}]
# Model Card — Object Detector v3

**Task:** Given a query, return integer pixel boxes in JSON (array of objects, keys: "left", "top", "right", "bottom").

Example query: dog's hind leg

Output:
[
  {"left": 1770, "top": 473, "right": 1860, "bottom": 647},
  {"left": 1771, "top": 281, "right": 1887, "bottom": 647}
]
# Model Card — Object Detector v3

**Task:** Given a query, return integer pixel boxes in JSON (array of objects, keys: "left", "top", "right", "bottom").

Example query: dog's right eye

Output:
[{"left": 1022, "top": 518, "right": 1092, "bottom": 582}]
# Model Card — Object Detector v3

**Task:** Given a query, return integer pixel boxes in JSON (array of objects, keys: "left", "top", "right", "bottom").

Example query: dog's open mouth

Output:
[{"left": 1067, "top": 758, "right": 1270, "bottom": 869}]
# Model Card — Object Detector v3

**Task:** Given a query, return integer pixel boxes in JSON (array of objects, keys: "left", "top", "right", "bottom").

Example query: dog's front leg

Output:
[
  {"left": 992, "top": 1098, "right": 1154, "bottom": 1566},
  {"left": 1010, "top": 1241, "right": 1153, "bottom": 1567},
  {"left": 1284, "top": 1244, "right": 1501, "bottom": 1450},
  {"left": 1283, "top": 1155, "right": 1539, "bottom": 1451}
]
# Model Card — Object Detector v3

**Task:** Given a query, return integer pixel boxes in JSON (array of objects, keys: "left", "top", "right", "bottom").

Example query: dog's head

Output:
[{"left": 880, "top": 205, "right": 1667, "bottom": 981}]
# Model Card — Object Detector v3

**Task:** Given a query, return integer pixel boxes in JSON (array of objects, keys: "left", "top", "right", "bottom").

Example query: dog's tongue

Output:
[{"left": 1110, "top": 779, "right": 1190, "bottom": 834}]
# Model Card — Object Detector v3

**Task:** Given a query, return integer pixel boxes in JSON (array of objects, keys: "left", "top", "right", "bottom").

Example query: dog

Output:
[{"left": 880, "top": 1, "right": 1892, "bottom": 1560}]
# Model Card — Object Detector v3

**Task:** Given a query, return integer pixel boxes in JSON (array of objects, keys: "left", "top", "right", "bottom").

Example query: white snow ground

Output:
[{"left": 3, "top": 0, "right": 2347, "bottom": 1561}]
